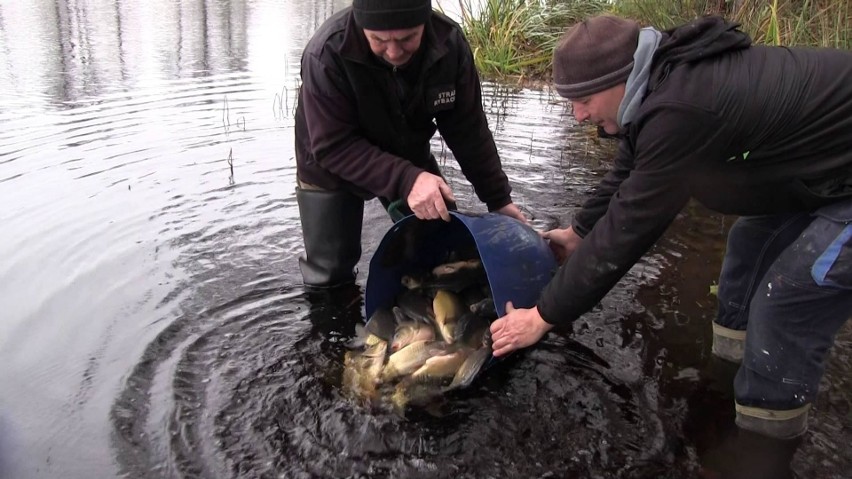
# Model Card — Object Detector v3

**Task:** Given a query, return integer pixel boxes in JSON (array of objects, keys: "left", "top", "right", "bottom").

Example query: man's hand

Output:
[
  {"left": 407, "top": 172, "right": 456, "bottom": 221},
  {"left": 542, "top": 226, "right": 583, "bottom": 264},
  {"left": 493, "top": 203, "right": 528, "bottom": 224},
  {"left": 490, "top": 302, "right": 553, "bottom": 357}
]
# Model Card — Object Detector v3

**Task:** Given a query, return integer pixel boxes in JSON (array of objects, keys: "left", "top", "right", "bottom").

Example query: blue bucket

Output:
[{"left": 365, "top": 211, "right": 557, "bottom": 323}]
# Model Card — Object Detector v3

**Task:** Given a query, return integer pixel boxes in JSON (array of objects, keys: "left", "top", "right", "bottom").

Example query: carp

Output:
[{"left": 432, "top": 289, "right": 464, "bottom": 344}]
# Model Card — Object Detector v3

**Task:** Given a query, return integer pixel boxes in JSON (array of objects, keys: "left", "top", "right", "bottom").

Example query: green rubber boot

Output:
[{"left": 296, "top": 187, "right": 364, "bottom": 287}]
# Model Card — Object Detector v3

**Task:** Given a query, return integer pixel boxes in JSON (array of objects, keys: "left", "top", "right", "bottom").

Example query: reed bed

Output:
[
  {"left": 615, "top": 0, "right": 851, "bottom": 48},
  {"left": 452, "top": 0, "right": 608, "bottom": 79},
  {"left": 457, "top": 0, "right": 851, "bottom": 80}
]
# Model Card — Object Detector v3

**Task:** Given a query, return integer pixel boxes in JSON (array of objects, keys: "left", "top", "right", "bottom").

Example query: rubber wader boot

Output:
[
  {"left": 735, "top": 402, "right": 810, "bottom": 440},
  {"left": 699, "top": 428, "right": 802, "bottom": 479},
  {"left": 296, "top": 187, "right": 364, "bottom": 287},
  {"left": 712, "top": 323, "right": 746, "bottom": 363}
]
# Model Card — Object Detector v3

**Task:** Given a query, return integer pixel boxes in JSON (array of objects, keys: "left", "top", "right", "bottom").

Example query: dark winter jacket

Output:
[
  {"left": 538, "top": 16, "right": 852, "bottom": 326},
  {"left": 294, "top": 8, "right": 512, "bottom": 211}
]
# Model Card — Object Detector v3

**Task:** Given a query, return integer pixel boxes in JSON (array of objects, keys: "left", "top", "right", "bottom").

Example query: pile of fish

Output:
[{"left": 342, "top": 257, "right": 498, "bottom": 411}]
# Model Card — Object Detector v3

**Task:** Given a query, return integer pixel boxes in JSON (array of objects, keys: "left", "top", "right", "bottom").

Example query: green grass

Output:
[
  {"left": 452, "top": 0, "right": 608, "bottom": 80},
  {"left": 614, "top": 0, "right": 851, "bottom": 48},
  {"left": 457, "top": 0, "right": 850, "bottom": 80}
]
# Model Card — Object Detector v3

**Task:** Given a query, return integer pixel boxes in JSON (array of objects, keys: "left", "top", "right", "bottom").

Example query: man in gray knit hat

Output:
[
  {"left": 294, "top": 0, "right": 525, "bottom": 289},
  {"left": 490, "top": 13, "right": 852, "bottom": 479}
]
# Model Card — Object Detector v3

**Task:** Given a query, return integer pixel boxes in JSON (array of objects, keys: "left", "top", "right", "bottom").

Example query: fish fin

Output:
[
  {"left": 392, "top": 306, "right": 408, "bottom": 324},
  {"left": 445, "top": 347, "right": 490, "bottom": 391},
  {"left": 346, "top": 323, "right": 370, "bottom": 349},
  {"left": 365, "top": 308, "right": 396, "bottom": 340},
  {"left": 409, "top": 373, "right": 446, "bottom": 387}
]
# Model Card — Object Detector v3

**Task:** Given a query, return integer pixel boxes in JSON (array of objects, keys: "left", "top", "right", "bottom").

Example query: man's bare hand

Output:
[
  {"left": 490, "top": 302, "right": 553, "bottom": 357},
  {"left": 407, "top": 172, "right": 455, "bottom": 221},
  {"left": 493, "top": 203, "right": 528, "bottom": 224},
  {"left": 542, "top": 226, "right": 583, "bottom": 264}
]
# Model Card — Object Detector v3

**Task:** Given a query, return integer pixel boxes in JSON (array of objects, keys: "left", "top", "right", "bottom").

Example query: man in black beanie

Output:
[
  {"left": 293, "top": 1, "right": 525, "bottom": 288},
  {"left": 489, "top": 13, "right": 852, "bottom": 479}
]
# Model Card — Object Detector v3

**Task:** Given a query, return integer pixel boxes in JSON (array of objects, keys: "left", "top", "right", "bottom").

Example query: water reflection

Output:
[{"left": 0, "top": 0, "right": 350, "bottom": 109}]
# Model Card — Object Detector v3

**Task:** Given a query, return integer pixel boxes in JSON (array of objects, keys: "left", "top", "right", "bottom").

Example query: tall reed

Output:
[
  {"left": 456, "top": 0, "right": 607, "bottom": 79},
  {"left": 614, "top": 0, "right": 851, "bottom": 49},
  {"left": 459, "top": 0, "right": 849, "bottom": 80}
]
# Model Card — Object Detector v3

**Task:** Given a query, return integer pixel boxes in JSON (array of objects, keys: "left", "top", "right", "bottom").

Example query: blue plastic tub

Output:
[{"left": 365, "top": 211, "right": 557, "bottom": 322}]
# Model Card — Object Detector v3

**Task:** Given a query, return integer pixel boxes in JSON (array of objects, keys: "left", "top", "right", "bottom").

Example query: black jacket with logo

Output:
[
  {"left": 538, "top": 17, "right": 852, "bottom": 326},
  {"left": 294, "top": 8, "right": 512, "bottom": 210}
]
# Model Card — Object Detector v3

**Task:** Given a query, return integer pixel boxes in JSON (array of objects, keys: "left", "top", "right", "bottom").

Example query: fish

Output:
[
  {"left": 410, "top": 348, "right": 472, "bottom": 382},
  {"left": 432, "top": 289, "right": 464, "bottom": 344},
  {"left": 400, "top": 274, "right": 427, "bottom": 290},
  {"left": 454, "top": 312, "right": 489, "bottom": 349},
  {"left": 391, "top": 378, "right": 445, "bottom": 411},
  {"left": 381, "top": 340, "right": 448, "bottom": 382},
  {"left": 401, "top": 273, "right": 469, "bottom": 294},
  {"left": 400, "top": 259, "right": 488, "bottom": 294},
  {"left": 481, "top": 326, "right": 493, "bottom": 349},
  {"left": 444, "top": 346, "right": 491, "bottom": 392},
  {"left": 396, "top": 289, "right": 435, "bottom": 324},
  {"left": 346, "top": 324, "right": 384, "bottom": 349},
  {"left": 469, "top": 297, "right": 497, "bottom": 319},
  {"left": 342, "top": 339, "right": 389, "bottom": 400},
  {"left": 361, "top": 340, "right": 389, "bottom": 381},
  {"left": 347, "top": 307, "right": 396, "bottom": 349},
  {"left": 432, "top": 258, "right": 482, "bottom": 276},
  {"left": 364, "top": 307, "right": 396, "bottom": 341},
  {"left": 390, "top": 307, "right": 436, "bottom": 352}
]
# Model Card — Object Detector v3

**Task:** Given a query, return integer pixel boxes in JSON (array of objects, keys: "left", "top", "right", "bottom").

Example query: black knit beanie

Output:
[
  {"left": 352, "top": 0, "right": 432, "bottom": 30},
  {"left": 553, "top": 15, "right": 640, "bottom": 98}
]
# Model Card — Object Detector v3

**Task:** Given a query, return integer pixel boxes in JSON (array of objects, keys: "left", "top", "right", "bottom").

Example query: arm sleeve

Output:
[
  {"left": 572, "top": 139, "right": 635, "bottom": 237},
  {"left": 435, "top": 33, "right": 512, "bottom": 211},
  {"left": 537, "top": 106, "right": 726, "bottom": 326}
]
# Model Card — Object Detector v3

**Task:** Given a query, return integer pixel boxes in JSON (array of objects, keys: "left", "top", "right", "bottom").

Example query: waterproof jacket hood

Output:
[{"left": 648, "top": 16, "right": 752, "bottom": 90}]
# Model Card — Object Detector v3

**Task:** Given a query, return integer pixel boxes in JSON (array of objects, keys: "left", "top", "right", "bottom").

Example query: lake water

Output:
[{"left": 0, "top": 1, "right": 849, "bottom": 478}]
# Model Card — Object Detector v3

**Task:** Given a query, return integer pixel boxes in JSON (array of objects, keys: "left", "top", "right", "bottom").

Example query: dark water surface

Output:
[{"left": 1, "top": 1, "right": 850, "bottom": 478}]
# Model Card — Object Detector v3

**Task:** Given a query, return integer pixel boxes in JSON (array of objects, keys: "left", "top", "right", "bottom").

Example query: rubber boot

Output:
[
  {"left": 296, "top": 187, "right": 364, "bottom": 288},
  {"left": 699, "top": 427, "right": 802, "bottom": 479},
  {"left": 735, "top": 402, "right": 810, "bottom": 440},
  {"left": 712, "top": 322, "right": 746, "bottom": 364}
]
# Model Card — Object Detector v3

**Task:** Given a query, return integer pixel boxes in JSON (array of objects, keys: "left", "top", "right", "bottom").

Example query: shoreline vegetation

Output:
[{"left": 451, "top": 0, "right": 850, "bottom": 82}]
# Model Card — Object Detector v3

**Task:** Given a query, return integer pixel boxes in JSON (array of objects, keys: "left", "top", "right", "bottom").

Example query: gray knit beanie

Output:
[
  {"left": 352, "top": 0, "right": 432, "bottom": 30},
  {"left": 553, "top": 16, "right": 640, "bottom": 98}
]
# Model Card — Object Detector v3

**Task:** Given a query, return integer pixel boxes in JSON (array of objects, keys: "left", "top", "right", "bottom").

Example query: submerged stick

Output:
[{"left": 227, "top": 148, "right": 234, "bottom": 177}]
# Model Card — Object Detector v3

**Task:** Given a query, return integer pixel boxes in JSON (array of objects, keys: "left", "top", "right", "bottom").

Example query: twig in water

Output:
[
  {"left": 528, "top": 131, "right": 534, "bottom": 163},
  {"left": 274, "top": 86, "right": 286, "bottom": 120},
  {"left": 291, "top": 79, "right": 302, "bottom": 118},
  {"left": 227, "top": 148, "right": 234, "bottom": 177},
  {"left": 223, "top": 95, "right": 231, "bottom": 132},
  {"left": 284, "top": 85, "right": 289, "bottom": 118}
]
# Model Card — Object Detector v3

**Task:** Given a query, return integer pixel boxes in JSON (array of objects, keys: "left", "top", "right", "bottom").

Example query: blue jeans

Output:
[{"left": 716, "top": 197, "right": 852, "bottom": 410}]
